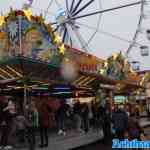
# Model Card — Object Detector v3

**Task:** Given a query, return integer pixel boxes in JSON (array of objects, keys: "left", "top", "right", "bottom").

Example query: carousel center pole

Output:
[
  {"left": 18, "top": 14, "right": 27, "bottom": 114},
  {"left": 23, "top": 84, "right": 28, "bottom": 115},
  {"left": 18, "top": 14, "right": 22, "bottom": 55}
]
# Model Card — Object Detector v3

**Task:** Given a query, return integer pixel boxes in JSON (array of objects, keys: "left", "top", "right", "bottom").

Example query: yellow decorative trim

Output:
[{"left": 0, "top": 15, "right": 5, "bottom": 26}]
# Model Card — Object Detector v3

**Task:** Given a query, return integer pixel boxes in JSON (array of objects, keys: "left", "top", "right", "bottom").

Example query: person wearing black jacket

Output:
[
  {"left": 98, "top": 106, "right": 111, "bottom": 143},
  {"left": 73, "top": 100, "right": 82, "bottom": 132},
  {"left": 112, "top": 107, "right": 128, "bottom": 140},
  {"left": 56, "top": 100, "right": 69, "bottom": 136},
  {"left": 81, "top": 103, "right": 89, "bottom": 133},
  {"left": 0, "top": 96, "right": 14, "bottom": 149}
]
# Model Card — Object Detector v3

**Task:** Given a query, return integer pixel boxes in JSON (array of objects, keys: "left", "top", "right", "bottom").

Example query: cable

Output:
[{"left": 80, "top": 0, "right": 102, "bottom": 51}]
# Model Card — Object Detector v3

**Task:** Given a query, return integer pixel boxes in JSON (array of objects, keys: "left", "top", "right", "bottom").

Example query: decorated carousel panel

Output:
[{"left": 0, "top": 9, "right": 65, "bottom": 82}]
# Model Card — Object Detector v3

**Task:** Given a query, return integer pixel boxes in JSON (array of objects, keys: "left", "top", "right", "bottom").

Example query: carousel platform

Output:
[{"left": 14, "top": 129, "right": 103, "bottom": 150}]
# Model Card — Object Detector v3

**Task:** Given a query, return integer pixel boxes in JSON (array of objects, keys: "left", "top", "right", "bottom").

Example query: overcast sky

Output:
[{"left": 0, "top": 0, "right": 150, "bottom": 70}]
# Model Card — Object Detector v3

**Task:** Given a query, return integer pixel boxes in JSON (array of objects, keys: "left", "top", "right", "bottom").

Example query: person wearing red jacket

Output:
[{"left": 38, "top": 102, "right": 51, "bottom": 148}]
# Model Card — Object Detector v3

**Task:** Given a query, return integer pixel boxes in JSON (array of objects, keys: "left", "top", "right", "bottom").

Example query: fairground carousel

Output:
[{"left": 0, "top": 8, "right": 143, "bottom": 107}]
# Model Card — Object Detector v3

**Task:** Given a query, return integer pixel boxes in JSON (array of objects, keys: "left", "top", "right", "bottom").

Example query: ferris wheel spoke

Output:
[
  {"left": 70, "top": 0, "right": 75, "bottom": 12},
  {"left": 76, "top": 22, "right": 142, "bottom": 46},
  {"left": 54, "top": 0, "right": 62, "bottom": 8},
  {"left": 71, "top": 0, "right": 83, "bottom": 14},
  {"left": 53, "top": 25, "right": 60, "bottom": 32},
  {"left": 44, "top": 0, "right": 54, "bottom": 19},
  {"left": 62, "top": 27, "right": 68, "bottom": 43},
  {"left": 72, "top": 0, "right": 95, "bottom": 16},
  {"left": 72, "top": 1, "right": 142, "bottom": 20},
  {"left": 65, "top": 0, "right": 70, "bottom": 13},
  {"left": 72, "top": 27, "right": 90, "bottom": 52},
  {"left": 51, "top": 1, "right": 142, "bottom": 25},
  {"left": 31, "top": 6, "right": 55, "bottom": 16},
  {"left": 126, "top": 0, "right": 144, "bottom": 56}
]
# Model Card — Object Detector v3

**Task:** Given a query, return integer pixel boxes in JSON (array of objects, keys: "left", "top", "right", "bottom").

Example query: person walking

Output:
[
  {"left": 97, "top": 105, "right": 111, "bottom": 143},
  {"left": 56, "top": 100, "right": 69, "bottom": 136},
  {"left": 26, "top": 101, "right": 39, "bottom": 150},
  {"left": 38, "top": 101, "right": 51, "bottom": 148},
  {"left": 0, "top": 96, "right": 15, "bottom": 150},
  {"left": 15, "top": 112, "right": 28, "bottom": 146},
  {"left": 81, "top": 103, "right": 89, "bottom": 133},
  {"left": 73, "top": 100, "right": 83, "bottom": 132},
  {"left": 127, "top": 114, "right": 145, "bottom": 140},
  {"left": 112, "top": 106, "right": 128, "bottom": 140},
  {"left": 90, "top": 101, "right": 97, "bottom": 129}
]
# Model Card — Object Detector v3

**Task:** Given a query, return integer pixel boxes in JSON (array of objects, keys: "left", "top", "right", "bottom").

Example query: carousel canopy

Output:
[{"left": 0, "top": 9, "right": 142, "bottom": 97}]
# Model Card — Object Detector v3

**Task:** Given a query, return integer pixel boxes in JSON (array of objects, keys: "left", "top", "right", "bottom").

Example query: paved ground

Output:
[
  {"left": 74, "top": 126, "right": 150, "bottom": 150},
  {"left": 1, "top": 117, "right": 149, "bottom": 150},
  {"left": 11, "top": 128, "right": 103, "bottom": 150},
  {"left": 72, "top": 140, "right": 111, "bottom": 150}
]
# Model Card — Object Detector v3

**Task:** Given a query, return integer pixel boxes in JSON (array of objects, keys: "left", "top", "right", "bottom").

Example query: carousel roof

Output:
[{"left": 0, "top": 9, "right": 143, "bottom": 97}]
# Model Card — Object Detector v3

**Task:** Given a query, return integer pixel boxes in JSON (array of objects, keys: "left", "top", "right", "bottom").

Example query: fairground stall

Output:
[{"left": 98, "top": 52, "right": 143, "bottom": 111}]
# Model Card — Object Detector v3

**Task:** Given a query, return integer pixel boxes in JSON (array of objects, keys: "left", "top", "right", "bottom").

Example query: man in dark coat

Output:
[
  {"left": 112, "top": 107, "right": 128, "bottom": 139},
  {"left": 56, "top": 100, "right": 69, "bottom": 136},
  {"left": 98, "top": 106, "right": 111, "bottom": 143},
  {"left": 0, "top": 96, "right": 13, "bottom": 148},
  {"left": 81, "top": 103, "right": 89, "bottom": 133}
]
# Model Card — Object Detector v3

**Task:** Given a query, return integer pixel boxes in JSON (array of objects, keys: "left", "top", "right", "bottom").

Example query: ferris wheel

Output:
[
  {"left": 125, "top": 0, "right": 150, "bottom": 71},
  {"left": 0, "top": 0, "right": 149, "bottom": 63}
]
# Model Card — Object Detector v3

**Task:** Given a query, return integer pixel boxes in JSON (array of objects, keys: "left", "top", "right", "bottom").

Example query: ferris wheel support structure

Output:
[{"left": 126, "top": 0, "right": 145, "bottom": 58}]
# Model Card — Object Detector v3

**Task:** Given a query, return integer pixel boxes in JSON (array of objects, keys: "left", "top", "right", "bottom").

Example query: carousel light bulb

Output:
[
  {"left": 65, "top": 58, "right": 69, "bottom": 62},
  {"left": 23, "top": 9, "right": 32, "bottom": 21},
  {"left": 130, "top": 68, "right": 135, "bottom": 73},
  {"left": 104, "top": 61, "right": 108, "bottom": 67},
  {"left": 100, "top": 69, "right": 105, "bottom": 74},
  {"left": 0, "top": 15, "right": 5, "bottom": 26},
  {"left": 54, "top": 33, "right": 61, "bottom": 43},
  {"left": 112, "top": 53, "right": 118, "bottom": 60},
  {"left": 124, "top": 59, "right": 128, "bottom": 65},
  {"left": 59, "top": 44, "right": 65, "bottom": 54}
]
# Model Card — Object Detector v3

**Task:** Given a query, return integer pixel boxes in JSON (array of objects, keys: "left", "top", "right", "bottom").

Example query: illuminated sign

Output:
[{"left": 114, "top": 96, "right": 127, "bottom": 103}]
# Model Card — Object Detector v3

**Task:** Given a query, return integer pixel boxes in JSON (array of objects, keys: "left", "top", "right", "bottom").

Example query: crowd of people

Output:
[
  {"left": 0, "top": 96, "right": 103, "bottom": 150},
  {"left": 0, "top": 96, "right": 49, "bottom": 149},
  {"left": 111, "top": 105, "right": 146, "bottom": 141},
  {"left": 0, "top": 95, "right": 147, "bottom": 150}
]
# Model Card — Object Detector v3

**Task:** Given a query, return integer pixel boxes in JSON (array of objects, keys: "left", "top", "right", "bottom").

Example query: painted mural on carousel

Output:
[
  {"left": 0, "top": 9, "right": 65, "bottom": 65},
  {"left": 98, "top": 52, "right": 136, "bottom": 80}
]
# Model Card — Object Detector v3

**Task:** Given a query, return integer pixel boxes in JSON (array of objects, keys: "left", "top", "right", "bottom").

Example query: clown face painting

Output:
[{"left": 22, "top": 27, "right": 42, "bottom": 57}]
